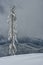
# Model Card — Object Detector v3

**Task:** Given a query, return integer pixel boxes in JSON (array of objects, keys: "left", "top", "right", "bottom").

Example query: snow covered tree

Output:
[{"left": 8, "top": 5, "right": 18, "bottom": 55}]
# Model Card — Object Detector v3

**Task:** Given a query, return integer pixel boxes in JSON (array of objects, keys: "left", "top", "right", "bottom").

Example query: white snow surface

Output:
[{"left": 0, "top": 53, "right": 43, "bottom": 65}]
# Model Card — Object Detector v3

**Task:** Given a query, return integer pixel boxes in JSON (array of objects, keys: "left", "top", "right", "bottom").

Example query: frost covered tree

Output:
[{"left": 8, "top": 5, "right": 18, "bottom": 55}]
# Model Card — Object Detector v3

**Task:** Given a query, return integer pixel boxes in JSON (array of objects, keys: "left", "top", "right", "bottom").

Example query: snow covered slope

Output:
[{"left": 0, "top": 53, "right": 43, "bottom": 65}]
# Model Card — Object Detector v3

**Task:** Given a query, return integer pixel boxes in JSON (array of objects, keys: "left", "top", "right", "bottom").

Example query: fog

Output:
[{"left": 0, "top": 0, "right": 43, "bottom": 39}]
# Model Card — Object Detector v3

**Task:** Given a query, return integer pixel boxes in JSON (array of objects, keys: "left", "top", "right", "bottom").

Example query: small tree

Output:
[{"left": 8, "top": 5, "right": 18, "bottom": 55}]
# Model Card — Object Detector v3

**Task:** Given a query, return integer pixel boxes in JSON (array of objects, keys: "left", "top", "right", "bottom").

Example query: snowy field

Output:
[{"left": 0, "top": 53, "right": 43, "bottom": 65}]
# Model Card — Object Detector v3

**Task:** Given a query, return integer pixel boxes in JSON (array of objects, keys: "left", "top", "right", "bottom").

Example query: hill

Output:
[{"left": 0, "top": 53, "right": 43, "bottom": 65}]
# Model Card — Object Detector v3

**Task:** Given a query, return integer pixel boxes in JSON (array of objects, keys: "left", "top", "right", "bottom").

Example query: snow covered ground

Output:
[{"left": 0, "top": 53, "right": 43, "bottom": 65}]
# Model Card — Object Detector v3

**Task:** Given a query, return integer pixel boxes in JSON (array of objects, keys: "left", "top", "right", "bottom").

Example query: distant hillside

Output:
[
  {"left": 0, "top": 36, "right": 43, "bottom": 57},
  {"left": 18, "top": 37, "right": 43, "bottom": 47}
]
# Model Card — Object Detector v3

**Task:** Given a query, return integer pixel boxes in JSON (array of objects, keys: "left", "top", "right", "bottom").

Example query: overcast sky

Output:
[{"left": 0, "top": 0, "right": 43, "bottom": 39}]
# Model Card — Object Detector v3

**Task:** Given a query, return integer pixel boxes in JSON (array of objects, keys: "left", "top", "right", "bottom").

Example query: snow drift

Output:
[{"left": 0, "top": 53, "right": 43, "bottom": 65}]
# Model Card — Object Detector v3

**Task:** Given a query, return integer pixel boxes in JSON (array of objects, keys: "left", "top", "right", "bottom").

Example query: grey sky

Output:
[{"left": 0, "top": 0, "right": 43, "bottom": 39}]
